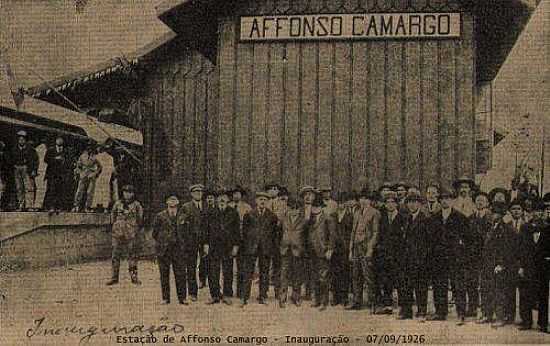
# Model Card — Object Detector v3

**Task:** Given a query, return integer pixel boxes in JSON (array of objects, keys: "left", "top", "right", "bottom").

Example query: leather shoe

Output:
[
  {"left": 258, "top": 298, "right": 267, "bottom": 305},
  {"left": 518, "top": 324, "right": 532, "bottom": 331},
  {"left": 190, "top": 296, "right": 198, "bottom": 302},
  {"left": 240, "top": 300, "right": 247, "bottom": 308},
  {"left": 345, "top": 304, "right": 361, "bottom": 311},
  {"left": 427, "top": 314, "right": 446, "bottom": 321},
  {"left": 491, "top": 321, "right": 507, "bottom": 329},
  {"left": 311, "top": 302, "right": 321, "bottom": 308},
  {"left": 106, "top": 279, "right": 119, "bottom": 286},
  {"left": 206, "top": 299, "right": 220, "bottom": 305},
  {"left": 456, "top": 317, "right": 465, "bottom": 326},
  {"left": 179, "top": 300, "right": 189, "bottom": 305},
  {"left": 476, "top": 317, "right": 492, "bottom": 324},
  {"left": 319, "top": 305, "right": 327, "bottom": 311},
  {"left": 222, "top": 298, "right": 232, "bottom": 306},
  {"left": 279, "top": 301, "right": 286, "bottom": 309}
]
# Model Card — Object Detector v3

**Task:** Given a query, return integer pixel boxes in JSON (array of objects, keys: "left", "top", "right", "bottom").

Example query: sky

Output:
[{"left": 0, "top": 0, "right": 171, "bottom": 88}]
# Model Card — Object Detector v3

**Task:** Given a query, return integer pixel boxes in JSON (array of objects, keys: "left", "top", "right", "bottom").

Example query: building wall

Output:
[{"left": 216, "top": 0, "right": 476, "bottom": 194}]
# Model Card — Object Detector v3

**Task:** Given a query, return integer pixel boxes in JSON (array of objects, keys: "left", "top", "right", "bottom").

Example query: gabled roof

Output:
[{"left": 28, "top": 31, "right": 177, "bottom": 98}]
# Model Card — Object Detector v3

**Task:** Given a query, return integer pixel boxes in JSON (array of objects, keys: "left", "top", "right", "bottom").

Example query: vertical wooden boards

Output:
[
  {"left": 457, "top": 13, "right": 476, "bottom": 178},
  {"left": 386, "top": 42, "right": 404, "bottom": 182},
  {"left": 351, "top": 42, "right": 369, "bottom": 190},
  {"left": 405, "top": 42, "right": 422, "bottom": 188},
  {"left": 205, "top": 63, "right": 219, "bottom": 185},
  {"left": 317, "top": 41, "right": 333, "bottom": 189},
  {"left": 284, "top": 42, "right": 301, "bottom": 193},
  {"left": 235, "top": 43, "right": 253, "bottom": 186},
  {"left": 369, "top": 41, "right": 386, "bottom": 188},
  {"left": 333, "top": 42, "right": 352, "bottom": 192},
  {"left": 439, "top": 40, "right": 457, "bottom": 189},
  {"left": 217, "top": 18, "right": 237, "bottom": 188},
  {"left": 300, "top": 43, "right": 318, "bottom": 187},
  {"left": 251, "top": 43, "right": 269, "bottom": 191},
  {"left": 421, "top": 41, "right": 439, "bottom": 188},
  {"left": 185, "top": 63, "right": 197, "bottom": 185},
  {"left": 194, "top": 56, "right": 207, "bottom": 184},
  {"left": 267, "top": 43, "right": 286, "bottom": 183}
]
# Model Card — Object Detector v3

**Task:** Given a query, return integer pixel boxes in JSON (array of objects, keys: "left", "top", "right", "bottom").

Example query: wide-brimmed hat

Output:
[
  {"left": 379, "top": 181, "right": 394, "bottom": 191},
  {"left": 299, "top": 186, "right": 317, "bottom": 197},
  {"left": 489, "top": 188, "right": 510, "bottom": 204},
  {"left": 358, "top": 188, "right": 378, "bottom": 201},
  {"left": 509, "top": 198, "right": 524, "bottom": 209},
  {"left": 474, "top": 191, "right": 490, "bottom": 201},
  {"left": 189, "top": 184, "right": 205, "bottom": 193},
  {"left": 256, "top": 191, "right": 270, "bottom": 199},
  {"left": 453, "top": 176, "right": 476, "bottom": 191},
  {"left": 230, "top": 185, "right": 247, "bottom": 196},
  {"left": 264, "top": 182, "right": 281, "bottom": 190},
  {"left": 393, "top": 181, "right": 409, "bottom": 190},
  {"left": 166, "top": 196, "right": 180, "bottom": 207},
  {"left": 16, "top": 130, "right": 28, "bottom": 137}
]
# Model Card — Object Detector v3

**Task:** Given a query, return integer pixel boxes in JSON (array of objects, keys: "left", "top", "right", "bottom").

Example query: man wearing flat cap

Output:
[
  {"left": 179, "top": 183, "right": 210, "bottom": 302},
  {"left": 12, "top": 130, "right": 38, "bottom": 211},
  {"left": 480, "top": 202, "right": 518, "bottom": 328},
  {"left": 239, "top": 191, "right": 279, "bottom": 307},
  {"left": 152, "top": 194, "right": 188, "bottom": 304},
  {"left": 346, "top": 188, "right": 380, "bottom": 312},
  {"left": 453, "top": 176, "right": 476, "bottom": 218},
  {"left": 396, "top": 190, "right": 430, "bottom": 320},
  {"left": 107, "top": 184, "right": 143, "bottom": 286}
]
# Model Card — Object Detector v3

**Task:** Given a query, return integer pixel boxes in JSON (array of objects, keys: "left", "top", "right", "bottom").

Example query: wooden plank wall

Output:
[
  {"left": 217, "top": 0, "right": 476, "bottom": 194},
  {"left": 140, "top": 48, "right": 218, "bottom": 211}
]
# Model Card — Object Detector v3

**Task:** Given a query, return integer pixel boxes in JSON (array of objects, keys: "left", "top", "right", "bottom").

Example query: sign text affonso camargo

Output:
[{"left": 240, "top": 13, "right": 461, "bottom": 41}]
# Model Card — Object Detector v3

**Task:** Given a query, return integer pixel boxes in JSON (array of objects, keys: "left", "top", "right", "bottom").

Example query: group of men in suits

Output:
[{"left": 150, "top": 177, "right": 550, "bottom": 334}]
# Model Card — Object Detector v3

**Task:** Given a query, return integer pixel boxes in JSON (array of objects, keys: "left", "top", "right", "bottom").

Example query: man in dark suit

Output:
[
  {"left": 481, "top": 202, "right": 518, "bottom": 329},
  {"left": 240, "top": 191, "right": 279, "bottom": 307},
  {"left": 300, "top": 185, "right": 317, "bottom": 301},
  {"left": 517, "top": 198, "right": 550, "bottom": 332},
  {"left": 12, "top": 130, "right": 38, "bottom": 211},
  {"left": 152, "top": 195, "right": 188, "bottom": 305},
  {"left": 346, "top": 188, "right": 381, "bottom": 312},
  {"left": 43, "top": 137, "right": 73, "bottom": 212},
  {"left": 307, "top": 193, "right": 336, "bottom": 311},
  {"left": 396, "top": 191, "right": 430, "bottom": 321},
  {"left": 279, "top": 196, "right": 307, "bottom": 308},
  {"left": 376, "top": 191, "right": 406, "bottom": 315},
  {"left": 427, "top": 190, "right": 470, "bottom": 324},
  {"left": 199, "top": 189, "right": 217, "bottom": 289},
  {"left": 471, "top": 192, "right": 492, "bottom": 321},
  {"left": 206, "top": 190, "right": 240, "bottom": 305},
  {"left": 536, "top": 196, "right": 550, "bottom": 333},
  {"left": 179, "top": 184, "right": 210, "bottom": 302},
  {"left": 331, "top": 192, "right": 354, "bottom": 306}
]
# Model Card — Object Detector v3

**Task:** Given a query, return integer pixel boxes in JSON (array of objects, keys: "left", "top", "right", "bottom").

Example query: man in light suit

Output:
[
  {"left": 346, "top": 188, "right": 381, "bottom": 312},
  {"left": 279, "top": 196, "right": 307, "bottom": 308},
  {"left": 179, "top": 184, "right": 210, "bottom": 302}
]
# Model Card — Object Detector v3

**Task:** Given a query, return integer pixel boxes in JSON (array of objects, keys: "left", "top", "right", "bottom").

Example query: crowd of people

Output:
[
  {"left": 0, "top": 130, "right": 138, "bottom": 213},
  {"left": 109, "top": 176, "right": 550, "bottom": 335}
]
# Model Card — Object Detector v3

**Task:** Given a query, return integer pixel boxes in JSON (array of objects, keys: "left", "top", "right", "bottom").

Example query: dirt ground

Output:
[{"left": 1, "top": 260, "right": 550, "bottom": 345}]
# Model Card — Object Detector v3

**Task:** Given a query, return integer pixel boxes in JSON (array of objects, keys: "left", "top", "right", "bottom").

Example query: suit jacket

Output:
[
  {"left": 178, "top": 201, "right": 209, "bottom": 254},
  {"left": 280, "top": 209, "right": 308, "bottom": 257},
  {"left": 421, "top": 201, "right": 442, "bottom": 217},
  {"left": 11, "top": 144, "right": 38, "bottom": 174},
  {"left": 334, "top": 208, "right": 354, "bottom": 259},
  {"left": 152, "top": 210, "right": 179, "bottom": 257},
  {"left": 378, "top": 210, "right": 407, "bottom": 270},
  {"left": 483, "top": 221, "right": 518, "bottom": 278},
  {"left": 307, "top": 211, "right": 336, "bottom": 259},
  {"left": 207, "top": 207, "right": 240, "bottom": 258},
  {"left": 518, "top": 221, "right": 550, "bottom": 279},
  {"left": 44, "top": 147, "right": 73, "bottom": 179},
  {"left": 428, "top": 209, "right": 471, "bottom": 272},
  {"left": 469, "top": 210, "right": 493, "bottom": 268},
  {"left": 400, "top": 210, "right": 430, "bottom": 276},
  {"left": 350, "top": 205, "right": 381, "bottom": 259},
  {"left": 241, "top": 208, "right": 279, "bottom": 256}
]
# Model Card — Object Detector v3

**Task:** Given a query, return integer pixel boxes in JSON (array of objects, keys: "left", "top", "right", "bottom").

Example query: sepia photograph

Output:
[{"left": 0, "top": 0, "right": 549, "bottom": 344}]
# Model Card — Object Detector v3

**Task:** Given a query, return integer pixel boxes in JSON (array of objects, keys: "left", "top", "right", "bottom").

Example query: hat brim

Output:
[{"left": 453, "top": 179, "right": 475, "bottom": 190}]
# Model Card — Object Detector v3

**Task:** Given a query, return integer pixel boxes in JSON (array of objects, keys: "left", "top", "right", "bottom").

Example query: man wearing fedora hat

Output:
[
  {"left": 346, "top": 188, "right": 381, "bottom": 312},
  {"left": 453, "top": 176, "right": 476, "bottom": 218},
  {"left": 229, "top": 185, "right": 252, "bottom": 298},
  {"left": 11, "top": 130, "right": 38, "bottom": 211},
  {"left": 152, "top": 194, "right": 189, "bottom": 304},
  {"left": 179, "top": 183, "right": 210, "bottom": 302},
  {"left": 239, "top": 191, "right": 279, "bottom": 307},
  {"left": 107, "top": 184, "right": 143, "bottom": 286}
]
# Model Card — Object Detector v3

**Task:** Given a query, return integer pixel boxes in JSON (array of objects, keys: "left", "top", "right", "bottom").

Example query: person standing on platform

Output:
[
  {"left": 307, "top": 193, "right": 336, "bottom": 311},
  {"left": 229, "top": 185, "right": 252, "bottom": 298},
  {"left": 396, "top": 191, "right": 430, "bottom": 321},
  {"left": 532, "top": 195, "right": 550, "bottom": 334},
  {"left": 0, "top": 141, "right": 11, "bottom": 210},
  {"left": 470, "top": 192, "right": 493, "bottom": 321},
  {"left": 279, "top": 196, "right": 307, "bottom": 308},
  {"left": 300, "top": 185, "right": 317, "bottom": 301},
  {"left": 92, "top": 146, "right": 115, "bottom": 212},
  {"left": 106, "top": 184, "right": 143, "bottom": 286},
  {"left": 517, "top": 199, "right": 547, "bottom": 331},
  {"left": 152, "top": 195, "right": 188, "bottom": 305},
  {"left": 44, "top": 137, "right": 73, "bottom": 212},
  {"left": 505, "top": 198, "right": 527, "bottom": 323},
  {"left": 239, "top": 191, "right": 278, "bottom": 307},
  {"left": 346, "top": 189, "right": 380, "bottom": 312},
  {"left": 180, "top": 184, "right": 209, "bottom": 302},
  {"left": 480, "top": 202, "right": 518, "bottom": 329},
  {"left": 12, "top": 130, "right": 38, "bottom": 211},
  {"left": 331, "top": 192, "right": 354, "bottom": 307},
  {"left": 206, "top": 190, "right": 240, "bottom": 305},
  {"left": 376, "top": 190, "right": 405, "bottom": 315},
  {"left": 73, "top": 145, "right": 102, "bottom": 212},
  {"left": 199, "top": 189, "right": 217, "bottom": 289}
]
